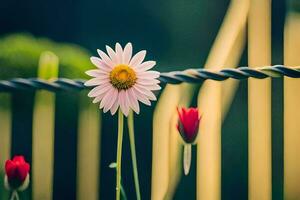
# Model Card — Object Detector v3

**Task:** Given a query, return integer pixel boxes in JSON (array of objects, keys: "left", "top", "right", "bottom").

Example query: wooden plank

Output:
[
  {"left": 76, "top": 92, "right": 101, "bottom": 200},
  {"left": 283, "top": 11, "right": 300, "bottom": 200},
  {"left": 0, "top": 94, "right": 11, "bottom": 200},
  {"left": 248, "top": 0, "right": 272, "bottom": 199},
  {"left": 197, "top": 0, "right": 248, "bottom": 199}
]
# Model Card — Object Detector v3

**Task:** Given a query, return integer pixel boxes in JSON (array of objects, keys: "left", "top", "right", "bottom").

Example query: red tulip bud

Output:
[
  {"left": 5, "top": 155, "right": 30, "bottom": 191},
  {"left": 177, "top": 107, "right": 201, "bottom": 144}
]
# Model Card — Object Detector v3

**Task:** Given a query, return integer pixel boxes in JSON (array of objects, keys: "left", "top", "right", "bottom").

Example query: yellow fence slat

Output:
[
  {"left": 197, "top": 81, "right": 221, "bottom": 200},
  {"left": 0, "top": 94, "right": 11, "bottom": 200},
  {"left": 197, "top": 0, "right": 249, "bottom": 199},
  {"left": 284, "top": 11, "right": 300, "bottom": 200},
  {"left": 221, "top": 26, "right": 246, "bottom": 117},
  {"left": 32, "top": 52, "right": 58, "bottom": 200},
  {"left": 151, "top": 85, "right": 179, "bottom": 200},
  {"left": 76, "top": 93, "right": 101, "bottom": 200},
  {"left": 76, "top": 94, "right": 101, "bottom": 200},
  {"left": 248, "top": 0, "right": 272, "bottom": 200}
]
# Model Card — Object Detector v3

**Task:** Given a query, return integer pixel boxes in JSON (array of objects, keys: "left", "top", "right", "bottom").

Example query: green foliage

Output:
[
  {"left": 289, "top": 0, "right": 300, "bottom": 13},
  {"left": 0, "top": 33, "right": 93, "bottom": 79}
]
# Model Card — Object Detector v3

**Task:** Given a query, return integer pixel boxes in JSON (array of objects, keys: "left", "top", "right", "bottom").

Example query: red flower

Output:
[
  {"left": 5, "top": 155, "right": 30, "bottom": 190},
  {"left": 177, "top": 107, "right": 201, "bottom": 143}
]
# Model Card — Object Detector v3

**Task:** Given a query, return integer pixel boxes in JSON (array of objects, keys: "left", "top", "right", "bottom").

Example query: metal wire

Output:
[{"left": 0, "top": 65, "right": 300, "bottom": 92}]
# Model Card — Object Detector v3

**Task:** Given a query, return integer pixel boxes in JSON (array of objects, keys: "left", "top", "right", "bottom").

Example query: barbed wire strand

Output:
[{"left": 0, "top": 65, "right": 299, "bottom": 92}]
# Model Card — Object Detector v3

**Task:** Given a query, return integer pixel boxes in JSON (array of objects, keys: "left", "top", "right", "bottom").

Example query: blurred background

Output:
[{"left": 0, "top": 0, "right": 296, "bottom": 199}]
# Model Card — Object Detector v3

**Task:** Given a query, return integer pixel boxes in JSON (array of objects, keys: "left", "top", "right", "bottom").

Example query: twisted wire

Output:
[{"left": 0, "top": 65, "right": 299, "bottom": 92}]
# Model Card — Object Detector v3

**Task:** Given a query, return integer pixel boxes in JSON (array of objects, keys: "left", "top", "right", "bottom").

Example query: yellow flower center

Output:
[{"left": 110, "top": 64, "right": 137, "bottom": 90}]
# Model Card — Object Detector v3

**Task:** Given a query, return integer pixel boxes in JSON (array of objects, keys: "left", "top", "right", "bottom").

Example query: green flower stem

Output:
[
  {"left": 116, "top": 109, "right": 124, "bottom": 200},
  {"left": 120, "top": 180, "right": 128, "bottom": 200},
  {"left": 127, "top": 110, "right": 141, "bottom": 200},
  {"left": 110, "top": 162, "right": 128, "bottom": 200}
]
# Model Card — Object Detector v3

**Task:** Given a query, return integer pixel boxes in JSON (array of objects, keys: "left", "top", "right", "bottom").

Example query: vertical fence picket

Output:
[
  {"left": 76, "top": 93, "right": 101, "bottom": 200},
  {"left": 0, "top": 94, "right": 12, "bottom": 200},
  {"left": 32, "top": 52, "right": 58, "bottom": 200},
  {"left": 151, "top": 85, "right": 178, "bottom": 200},
  {"left": 197, "top": 80, "right": 221, "bottom": 200},
  {"left": 196, "top": 0, "right": 248, "bottom": 199},
  {"left": 284, "top": 9, "right": 300, "bottom": 200},
  {"left": 248, "top": 0, "right": 272, "bottom": 200}
]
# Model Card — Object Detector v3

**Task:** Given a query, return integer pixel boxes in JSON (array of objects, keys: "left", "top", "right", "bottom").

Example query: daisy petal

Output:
[
  {"left": 106, "top": 45, "right": 118, "bottom": 65},
  {"left": 130, "top": 50, "right": 146, "bottom": 67},
  {"left": 97, "top": 49, "right": 114, "bottom": 67},
  {"left": 125, "top": 90, "right": 135, "bottom": 113},
  {"left": 115, "top": 43, "right": 123, "bottom": 64},
  {"left": 123, "top": 43, "right": 132, "bottom": 64},
  {"left": 103, "top": 88, "right": 118, "bottom": 113},
  {"left": 123, "top": 93, "right": 130, "bottom": 116},
  {"left": 136, "top": 79, "right": 160, "bottom": 85},
  {"left": 134, "top": 85, "right": 157, "bottom": 101},
  {"left": 118, "top": 90, "right": 129, "bottom": 116},
  {"left": 142, "top": 84, "right": 161, "bottom": 91},
  {"left": 88, "top": 83, "right": 111, "bottom": 97},
  {"left": 137, "top": 71, "right": 160, "bottom": 79},
  {"left": 100, "top": 88, "right": 115, "bottom": 109},
  {"left": 84, "top": 77, "right": 110, "bottom": 86},
  {"left": 135, "top": 61, "right": 156, "bottom": 72},
  {"left": 132, "top": 87, "right": 151, "bottom": 106},
  {"left": 90, "top": 57, "right": 111, "bottom": 72},
  {"left": 127, "top": 89, "right": 140, "bottom": 114},
  {"left": 110, "top": 99, "right": 119, "bottom": 115},
  {"left": 92, "top": 92, "right": 106, "bottom": 103},
  {"left": 118, "top": 90, "right": 125, "bottom": 114},
  {"left": 86, "top": 73, "right": 108, "bottom": 80},
  {"left": 85, "top": 69, "right": 108, "bottom": 77}
]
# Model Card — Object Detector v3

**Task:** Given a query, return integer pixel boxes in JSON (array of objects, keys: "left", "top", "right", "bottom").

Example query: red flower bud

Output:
[
  {"left": 177, "top": 107, "right": 201, "bottom": 143},
  {"left": 5, "top": 155, "right": 30, "bottom": 190}
]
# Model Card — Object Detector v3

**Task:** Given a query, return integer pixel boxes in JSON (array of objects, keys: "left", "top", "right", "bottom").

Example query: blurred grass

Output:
[{"left": 0, "top": 33, "right": 93, "bottom": 79}]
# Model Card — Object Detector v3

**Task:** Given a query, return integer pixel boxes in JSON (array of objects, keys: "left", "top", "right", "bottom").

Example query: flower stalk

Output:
[
  {"left": 84, "top": 43, "right": 160, "bottom": 199},
  {"left": 109, "top": 162, "right": 128, "bottom": 200},
  {"left": 127, "top": 110, "right": 141, "bottom": 200},
  {"left": 183, "top": 144, "right": 192, "bottom": 175},
  {"left": 116, "top": 109, "right": 124, "bottom": 200}
]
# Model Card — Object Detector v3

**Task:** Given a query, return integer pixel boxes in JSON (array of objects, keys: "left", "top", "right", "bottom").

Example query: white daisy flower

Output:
[{"left": 85, "top": 43, "right": 161, "bottom": 116}]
